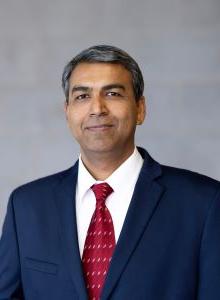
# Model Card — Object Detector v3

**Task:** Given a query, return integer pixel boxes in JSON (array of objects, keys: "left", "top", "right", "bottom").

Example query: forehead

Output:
[{"left": 69, "top": 62, "right": 132, "bottom": 87}]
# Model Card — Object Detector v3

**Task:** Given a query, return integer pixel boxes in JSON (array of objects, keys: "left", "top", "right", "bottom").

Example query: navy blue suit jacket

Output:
[{"left": 0, "top": 148, "right": 220, "bottom": 299}]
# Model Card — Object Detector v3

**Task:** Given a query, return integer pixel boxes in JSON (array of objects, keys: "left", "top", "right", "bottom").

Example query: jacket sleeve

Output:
[
  {"left": 0, "top": 191, "right": 24, "bottom": 299},
  {"left": 198, "top": 188, "right": 220, "bottom": 300}
]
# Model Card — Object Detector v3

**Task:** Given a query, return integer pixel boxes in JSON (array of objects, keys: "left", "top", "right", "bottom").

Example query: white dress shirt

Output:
[{"left": 75, "top": 147, "right": 144, "bottom": 257}]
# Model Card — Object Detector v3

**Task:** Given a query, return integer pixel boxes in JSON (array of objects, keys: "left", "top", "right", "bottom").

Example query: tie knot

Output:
[{"left": 91, "top": 182, "right": 113, "bottom": 205}]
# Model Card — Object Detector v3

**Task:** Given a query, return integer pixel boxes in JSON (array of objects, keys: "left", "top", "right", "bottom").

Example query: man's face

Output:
[{"left": 65, "top": 62, "right": 145, "bottom": 159}]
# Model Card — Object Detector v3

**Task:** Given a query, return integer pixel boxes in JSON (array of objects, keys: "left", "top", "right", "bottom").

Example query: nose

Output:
[{"left": 89, "top": 95, "right": 108, "bottom": 116}]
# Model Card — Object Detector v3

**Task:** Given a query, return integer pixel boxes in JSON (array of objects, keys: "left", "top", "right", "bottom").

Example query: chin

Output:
[{"left": 82, "top": 143, "right": 117, "bottom": 155}]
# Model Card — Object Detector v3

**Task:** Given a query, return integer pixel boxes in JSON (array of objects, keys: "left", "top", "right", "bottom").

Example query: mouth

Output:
[{"left": 85, "top": 124, "right": 114, "bottom": 131}]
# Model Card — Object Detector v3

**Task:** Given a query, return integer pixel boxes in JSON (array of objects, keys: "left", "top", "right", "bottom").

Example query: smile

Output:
[{"left": 85, "top": 124, "right": 114, "bottom": 131}]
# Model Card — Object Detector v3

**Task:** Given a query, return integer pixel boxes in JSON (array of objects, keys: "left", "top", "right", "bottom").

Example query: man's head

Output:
[
  {"left": 63, "top": 45, "right": 146, "bottom": 167},
  {"left": 62, "top": 45, "right": 144, "bottom": 102}
]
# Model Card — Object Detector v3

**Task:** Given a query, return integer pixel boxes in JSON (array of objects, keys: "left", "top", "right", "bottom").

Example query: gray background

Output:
[{"left": 1, "top": 0, "right": 220, "bottom": 232}]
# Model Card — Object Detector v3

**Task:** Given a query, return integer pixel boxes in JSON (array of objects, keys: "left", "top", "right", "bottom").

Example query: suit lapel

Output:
[
  {"left": 53, "top": 162, "right": 88, "bottom": 300},
  {"left": 101, "top": 149, "right": 165, "bottom": 299}
]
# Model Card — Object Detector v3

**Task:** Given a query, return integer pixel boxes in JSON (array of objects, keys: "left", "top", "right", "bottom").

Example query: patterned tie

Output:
[{"left": 82, "top": 183, "right": 115, "bottom": 300}]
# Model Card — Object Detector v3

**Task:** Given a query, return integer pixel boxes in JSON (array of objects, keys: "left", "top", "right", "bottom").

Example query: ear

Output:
[
  {"left": 136, "top": 96, "right": 146, "bottom": 125},
  {"left": 64, "top": 100, "right": 69, "bottom": 121}
]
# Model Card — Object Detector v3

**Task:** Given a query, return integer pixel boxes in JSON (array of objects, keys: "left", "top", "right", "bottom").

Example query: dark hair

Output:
[{"left": 62, "top": 45, "right": 144, "bottom": 102}]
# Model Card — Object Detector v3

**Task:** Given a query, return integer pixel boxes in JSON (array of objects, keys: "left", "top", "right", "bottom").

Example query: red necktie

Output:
[{"left": 82, "top": 183, "right": 115, "bottom": 300}]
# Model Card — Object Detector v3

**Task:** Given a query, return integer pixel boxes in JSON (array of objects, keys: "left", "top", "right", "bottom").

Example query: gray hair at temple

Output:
[{"left": 62, "top": 45, "right": 144, "bottom": 102}]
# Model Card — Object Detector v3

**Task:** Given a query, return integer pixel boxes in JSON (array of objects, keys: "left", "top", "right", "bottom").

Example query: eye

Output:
[
  {"left": 106, "top": 91, "right": 122, "bottom": 97},
  {"left": 75, "top": 93, "right": 90, "bottom": 101}
]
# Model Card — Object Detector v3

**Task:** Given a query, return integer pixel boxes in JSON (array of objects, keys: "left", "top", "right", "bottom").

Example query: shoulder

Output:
[
  {"left": 159, "top": 164, "right": 220, "bottom": 208},
  {"left": 139, "top": 147, "right": 220, "bottom": 196},
  {"left": 161, "top": 164, "right": 220, "bottom": 189},
  {"left": 10, "top": 164, "right": 77, "bottom": 202}
]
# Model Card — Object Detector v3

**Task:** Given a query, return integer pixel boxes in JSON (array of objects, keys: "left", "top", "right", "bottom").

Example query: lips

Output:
[{"left": 85, "top": 124, "right": 114, "bottom": 131}]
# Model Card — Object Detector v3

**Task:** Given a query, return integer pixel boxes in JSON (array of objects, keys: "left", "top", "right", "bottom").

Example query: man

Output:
[{"left": 0, "top": 45, "right": 220, "bottom": 300}]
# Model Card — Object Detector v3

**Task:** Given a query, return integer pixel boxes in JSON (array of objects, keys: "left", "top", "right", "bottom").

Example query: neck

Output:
[{"left": 80, "top": 147, "right": 135, "bottom": 181}]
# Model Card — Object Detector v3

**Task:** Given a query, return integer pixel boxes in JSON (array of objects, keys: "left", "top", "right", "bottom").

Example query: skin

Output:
[{"left": 64, "top": 62, "right": 146, "bottom": 180}]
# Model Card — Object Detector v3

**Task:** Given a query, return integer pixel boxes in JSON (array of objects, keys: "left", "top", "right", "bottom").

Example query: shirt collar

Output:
[
  {"left": 77, "top": 147, "right": 143, "bottom": 202},
  {"left": 105, "top": 147, "right": 143, "bottom": 193},
  {"left": 77, "top": 156, "right": 97, "bottom": 202}
]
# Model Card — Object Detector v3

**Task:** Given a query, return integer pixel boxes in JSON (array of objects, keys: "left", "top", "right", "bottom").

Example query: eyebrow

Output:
[
  {"left": 102, "top": 84, "right": 126, "bottom": 91},
  {"left": 71, "top": 86, "right": 91, "bottom": 94},
  {"left": 70, "top": 84, "right": 126, "bottom": 95}
]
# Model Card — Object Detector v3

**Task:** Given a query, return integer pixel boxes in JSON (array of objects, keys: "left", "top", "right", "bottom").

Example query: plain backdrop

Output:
[{"left": 1, "top": 0, "right": 220, "bottom": 232}]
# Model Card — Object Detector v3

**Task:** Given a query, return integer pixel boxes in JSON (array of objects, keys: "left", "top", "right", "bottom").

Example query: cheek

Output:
[
  {"left": 118, "top": 107, "right": 137, "bottom": 126},
  {"left": 67, "top": 113, "right": 83, "bottom": 134},
  {"left": 116, "top": 115, "right": 137, "bottom": 136}
]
